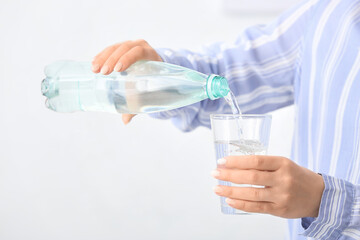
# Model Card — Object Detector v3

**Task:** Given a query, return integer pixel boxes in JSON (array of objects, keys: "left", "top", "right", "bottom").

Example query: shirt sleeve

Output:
[
  {"left": 150, "top": 0, "right": 319, "bottom": 132},
  {"left": 301, "top": 174, "right": 360, "bottom": 240}
]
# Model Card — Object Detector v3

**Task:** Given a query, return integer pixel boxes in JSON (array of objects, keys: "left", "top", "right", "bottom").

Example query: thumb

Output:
[{"left": 122, "top": 114, "right": 136, "bottom": 125}]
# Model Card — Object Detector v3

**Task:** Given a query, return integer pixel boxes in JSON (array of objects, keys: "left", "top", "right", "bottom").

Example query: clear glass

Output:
[{"left": 210, "top": 114, "right": 272, "bottom": 215}]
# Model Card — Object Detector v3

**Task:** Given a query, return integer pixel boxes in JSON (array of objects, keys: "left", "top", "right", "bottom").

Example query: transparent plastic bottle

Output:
[{"left": 41, "top": 60, "right": 230, "bottom": 114}]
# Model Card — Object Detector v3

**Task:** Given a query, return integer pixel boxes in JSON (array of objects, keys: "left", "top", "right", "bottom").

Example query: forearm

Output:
[{"left": 156, "top": 47, "right": 222, "bottom": 76}]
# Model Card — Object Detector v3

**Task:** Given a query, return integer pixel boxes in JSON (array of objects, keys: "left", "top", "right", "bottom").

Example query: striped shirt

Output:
[{"left": 151, "top": 0, "right": 360, "bottom": 239}]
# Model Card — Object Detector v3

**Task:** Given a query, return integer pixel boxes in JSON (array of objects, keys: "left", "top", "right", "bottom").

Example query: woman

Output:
[{"left": 91, "top": 0, "right": 360, "bottom": 238}]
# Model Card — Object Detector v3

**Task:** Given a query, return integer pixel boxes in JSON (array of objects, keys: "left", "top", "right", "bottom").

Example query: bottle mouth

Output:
[{"left": 206, "top": 74, "right": 230, "bottom": 100}]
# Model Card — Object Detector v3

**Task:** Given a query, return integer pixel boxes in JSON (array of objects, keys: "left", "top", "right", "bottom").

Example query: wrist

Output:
[{"left": 309, "top": 172, "right": 325, "bottom": 217}]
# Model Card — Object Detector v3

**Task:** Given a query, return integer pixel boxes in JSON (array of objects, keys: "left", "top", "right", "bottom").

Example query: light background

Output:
[{"left": 0, "top": 0, "right": 299, "bottom": 239}]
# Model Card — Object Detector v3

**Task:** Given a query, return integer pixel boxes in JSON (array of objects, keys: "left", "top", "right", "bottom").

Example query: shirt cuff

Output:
[
  {"left": 155, "top": 48, "right": 175, "bottom": 64},
  {"left": 300, "top": 174, "right": 354, "bottom": 240}
]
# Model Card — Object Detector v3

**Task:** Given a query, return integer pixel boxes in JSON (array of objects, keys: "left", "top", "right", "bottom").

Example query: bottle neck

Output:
[{"left": 206, "top": 74, "right": 230, "bottom": 100}]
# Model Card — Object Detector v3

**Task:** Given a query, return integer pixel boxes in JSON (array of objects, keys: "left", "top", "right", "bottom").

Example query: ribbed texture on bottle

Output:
[{"left": 206, "top": 75, "right": 230, "bottom": 100}]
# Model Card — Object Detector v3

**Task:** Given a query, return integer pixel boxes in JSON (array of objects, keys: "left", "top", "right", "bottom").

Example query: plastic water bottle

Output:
[{"left": 41, "top": 60, "right": 230, "bottom": 114}]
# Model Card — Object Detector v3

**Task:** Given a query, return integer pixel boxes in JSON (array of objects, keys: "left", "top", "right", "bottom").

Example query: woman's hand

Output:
[
  {"left": 211, "top": 155, "right": 325, "bottom": 218},
  {"left": 92, "top": 39, "right": 162, "bottom": 124}
]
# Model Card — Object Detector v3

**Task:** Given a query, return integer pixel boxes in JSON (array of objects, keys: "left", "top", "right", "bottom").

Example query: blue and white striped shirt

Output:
[{"left": 151, "top": 0, "right": 360, "bottom": 239}]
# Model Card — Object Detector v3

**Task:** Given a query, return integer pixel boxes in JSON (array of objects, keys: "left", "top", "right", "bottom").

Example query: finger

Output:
[
  {"left": 218, "top": 155, "right": 283, "bottom": 171},
  {"left": 211, "top": 169, "right": 274, "bottom": 186},
  {"left": 225, "top": 198, "right": 274, "bottom": 214},
  {"left": 122, "top": 114, "right": 136, "bottom": 125},
  {"left": 214, "top": 185, "right": 273, "bottom": 202},
  {"left": 101, "top": 42, "right": 135, "bottom": 74},
  {"left": 92, "top": 43, "right": 121, "bottom": 73},
  {"left": 118, "top": 46, "right": 153, "bottom": 71}
]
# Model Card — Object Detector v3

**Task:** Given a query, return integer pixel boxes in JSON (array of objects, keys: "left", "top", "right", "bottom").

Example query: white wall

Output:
[{"left": 0, "top": 0, "right": 295, "bottom": 239}]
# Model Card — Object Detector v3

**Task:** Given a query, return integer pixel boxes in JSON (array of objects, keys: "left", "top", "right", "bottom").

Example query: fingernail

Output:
[
  {"left": 100, "top": 65, "right": 109, "bottom": 75},
  {"left": 217, "top": 158, "right": 226, "bottom": 165},
  {"left": 114, "top": 62, "right": 123, "bottom": 72},
  {"left": 226, "top": 198, "right": 235, "bottom": 205},
  {"left": 213, "top": 186, "right": 222, "bottom": 194},
  {"left": 211, "top": 170, "right": 220, "bottom": 177},
  {"left": 92, "top": 64, "right": 100, "bottom": 72}
]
